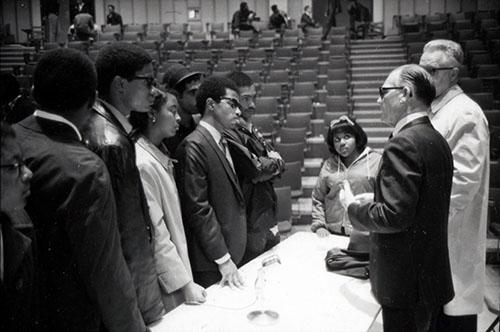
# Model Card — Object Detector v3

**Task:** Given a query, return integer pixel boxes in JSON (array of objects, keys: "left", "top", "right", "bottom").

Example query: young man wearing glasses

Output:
[
  {"left": 81, "top": 43, "right": 165, "bottom": 325},
  {"left": 340, "top": 64, "right": 454, "bottom": 332},
  {"left": 420, "top": 39, "right": 490, "bottom": 332},
  {"left": 175, "top": 76, "right": 247, "bottom": 289},
  {"left": 13, "top": 48, "right": 148, "bottom": 331}
]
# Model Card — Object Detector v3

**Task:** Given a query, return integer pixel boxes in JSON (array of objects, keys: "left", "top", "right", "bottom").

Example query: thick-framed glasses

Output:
[
  {"left": 378, "top": 86, "right": 405, "bottom": 99},
  {"left": 422, "top": 66, "right": 456, "bottom": 75},
  {"left": 220, "top": 97, "right": 242, "bottom": 110},
  {"left": 330, "top": 115, "right": 355, "bottom": 128},
  {"left": 132, "top": 75, "right": 156, "bottom": 88},
  {"left": 1, "top": 159, "right": 25, "bottom": 178}
]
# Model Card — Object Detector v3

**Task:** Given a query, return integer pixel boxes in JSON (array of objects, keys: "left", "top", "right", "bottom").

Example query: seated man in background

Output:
[
  {"left": 231, "top": 2, "right": 258, "bottom": 34},
  {"left": 300, "top": 5, "right": 318, "bottom": 33},
  {"left": 14, "top": 48, "right": 147, "bottom": 331},
  {"left": 341, "top": 64, "right": 454, "bottom": 332},
  {"left": 268, "top": 4, "right": 288, "bottom": 31},
  {"left": 106, "top": 4, "right": 123, "bottom": 28},
  {"left": 176, "top": 76, "right": 247, "bottom": 288},
  {"left": 225, "top": 71, "right": 284, "bottom": 264}
]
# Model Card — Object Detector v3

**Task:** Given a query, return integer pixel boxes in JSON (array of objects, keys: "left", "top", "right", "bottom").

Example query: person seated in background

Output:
[
  {"left": 300, "top": 5, "right": 318, "bottom": 34},
  {"left": 0, "top": 122, "right": 35, "bottom": 331},
  {"left": 268, "top": 4, "right": 289, "bottom": 31},
  {"left": 231, "top": 2, "right": 258, "bottom": 34},
  {"left": 311, "top": 115, "right": 381, "bottom": 237},
  {"left": 130, "top": 90, "right": 206, "bottom": 313},
  {"left": 347, "top": 0, "right": 371, "bottom": 39},
  {"left": 224, "top": 71, "right": 284, "bottom": 264},
  {"left": 106, "top": 4, "right": 123, "bottom": 28},
  {"left": 13, "top": 48, "right": 148, "bottom": 331}
]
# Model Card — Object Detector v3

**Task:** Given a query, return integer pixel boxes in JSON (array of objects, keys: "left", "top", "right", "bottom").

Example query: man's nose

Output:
[
  {"left": 21, "top": 165, "right": 33, "bottom": 182},
  {"left": 235, "top": 107, "right": 242, "bottom": 116}
]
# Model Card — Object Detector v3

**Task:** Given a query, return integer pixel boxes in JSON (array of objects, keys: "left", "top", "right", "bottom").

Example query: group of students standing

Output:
[{"left": 0, "top": 41, "right": 286, "bottom": 331}]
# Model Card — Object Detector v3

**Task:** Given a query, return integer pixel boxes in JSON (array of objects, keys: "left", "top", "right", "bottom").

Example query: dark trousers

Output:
[
  {"left": 322, "top": 14, "right": 337, "bottom": 40},
  {"left": 382, "top": 305, "right": 440, "bottom": 332},
  {"left": 431, "top": 308, "right": 477, "bottom": 332},
  {"left": 193, "top": 271, "right": 221, "bottom": 288}
]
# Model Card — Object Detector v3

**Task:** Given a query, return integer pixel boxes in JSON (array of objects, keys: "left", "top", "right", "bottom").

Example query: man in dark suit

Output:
[
  {"left": 175, "top": 76, "right": 246, "bottom": 288},
  {"left": 340, "top": 64, "right": 454, "bottom": 332},
  {"left": 321, "top": 0, "right": 341, "bottom": 40}
]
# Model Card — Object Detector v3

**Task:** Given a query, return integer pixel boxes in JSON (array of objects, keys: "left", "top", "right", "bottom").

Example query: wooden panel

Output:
[
  {"left": 173, "top": 0, "right": 187, "bottom": 23},
  {"left": 399, "top": 0, "right": 414, "bottom": 16},
  {"left": 200, "top": 0, "right": 214, "bottom": 27},
  {"left": 161, "top": 0, "right": 175, "bottom": 24},
  {"left": 430, "top": 0, "right": 445, "bottom": 14},
  {"left": 214, "top": 0, "right": 229, "bottom": 28},
  {"left": 255, "top": 0, "right": 270, "bottom": 23},
  {"left": 147, "top": 0, "right": 161, "bottom": 24},
  {"left": 120, "top": 0, "right": 134, "bottom": 24},
  {"left": 133, "top": 0, "right": 147, "bottom": 23}
]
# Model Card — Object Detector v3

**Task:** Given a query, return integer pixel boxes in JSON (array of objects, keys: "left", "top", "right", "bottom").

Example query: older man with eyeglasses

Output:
[
  {"left": 340, "top": 64, "right": 455, "bottom": 332},
  {"left": 419, "top": 39, "right": 490, "bottom": 332}
]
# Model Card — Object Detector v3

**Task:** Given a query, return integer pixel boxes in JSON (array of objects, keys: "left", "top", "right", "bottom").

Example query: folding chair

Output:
[
  {"left": 255, "top": 96, "right": 281, "bottom": 115},
  {"left": 288, "top": 96, "right": 313, "bottom": 114},
  {"left": 252, "top": 113, "right": 278, "bottom": 138},
  {"left": 273, "top": 161, "right": 303, "bottom": 198},
  {"left": 326, "top": 95, "right": 351, "bottom": 113},
  {"left": 291, "top": 82, "right": 317, "bottom": 98},
  {"left": 285, "top": 113, "right": 311, "bottom": 129},
  {"left": 280, "top": 127, "right": 307, "bottom": 144}
]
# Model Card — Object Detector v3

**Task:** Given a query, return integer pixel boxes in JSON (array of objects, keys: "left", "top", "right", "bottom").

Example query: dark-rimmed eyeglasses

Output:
[
  {"left": 422, "top": 66, "right": 456, "bottom": 75},
  {"left": 378, "top": 86, "right": 405, "bottom": 99},
  {"left": 132, "top": 75, "right": 156, "bottom": 88},
  {"left": 220, "top": 97, "right": 242, "bottom": 110},
  {"left": 1, "top": 159, "right": 26, "bottom": 178}
]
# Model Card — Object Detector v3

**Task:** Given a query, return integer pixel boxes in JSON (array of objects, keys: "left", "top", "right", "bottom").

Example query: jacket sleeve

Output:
[
  {"left": 64, "top": 164, "right": 147, "bottom": 332},
  {"left": 177, "top": 141, "right": 229, "bottom": 262},
  {"left": 348, "top": 136, "right": 422, "bottom": 234},
  {"left": 446, "top": 110, "right": 489, "bottom": 215},
  {"left": 311, "top": 164, "right": 328, "bottom": 231},
  {"left": 138, "top": 163, "right": 191, "bottom": 294}
]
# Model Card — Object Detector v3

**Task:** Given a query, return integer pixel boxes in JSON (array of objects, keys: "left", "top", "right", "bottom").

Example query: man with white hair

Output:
[{"left": 420, "top": 40, "right": 490, "bottom": 331}]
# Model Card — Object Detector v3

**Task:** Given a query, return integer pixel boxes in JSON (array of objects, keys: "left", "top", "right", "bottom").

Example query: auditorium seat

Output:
[
  {"left": 458, "top": 77, "right": 484, "bottom": 93},
  {"left": 292, "top": 82, "right": 317, "bottom": 98},
  {"left": 252, "top": 113, "right": 278, "bottom": 138},
  {"left": 280, "top": 127, "right": 308, "bottom": 144},
  {"left": 468, "top": 92, "right": 494, "bottom": 109},
  {"left": 288, "top": 96, "right": 313, "bottom": 114},
  {"left": 275, "top": 186, "right": 293, "bottom": 231},
  {"left": 255, "top": 96, "right": 282, "bottom": 115},
  {"left": 273, "top": 161, "right": 304, "bottom": 198},
  {"left": 285, "top": 113, "right": 312, "bottom": 129}
]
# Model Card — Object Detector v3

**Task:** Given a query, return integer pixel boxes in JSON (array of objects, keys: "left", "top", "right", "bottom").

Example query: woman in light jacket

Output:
[
  {"left": 311, "top": 115, "right": 381, "bottom": 237},
  {"left": 130, "top": 90, "right": 206, "bottom": 312}
]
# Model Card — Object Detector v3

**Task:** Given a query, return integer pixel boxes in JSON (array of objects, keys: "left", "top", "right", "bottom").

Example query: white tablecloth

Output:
[{"left": 149, "top": 231, "right": 381, "bottom": 332}]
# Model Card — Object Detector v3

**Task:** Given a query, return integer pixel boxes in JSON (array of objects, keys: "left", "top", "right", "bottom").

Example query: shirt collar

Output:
[
  {"left": 98, "top": 99, "right": 133, "bottom": 134},
  {"left": 33, "top": 110, "right": 82, "bottom": 141},
  {"left": 393, "top": 111, "right": 428, "bottom": 136},
  {"left": 199, "top": 120, "right": 222, "bottom": 144},
  {"left": 431, "top": 84, "right": 463, "bottom": 115}
]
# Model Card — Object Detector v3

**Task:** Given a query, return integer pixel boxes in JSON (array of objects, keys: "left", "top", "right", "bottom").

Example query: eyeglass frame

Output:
[
  {"left": 0, "top": 158, "right": 26, "bottom": 178},
  {"left": 131, "top": 75, "right": 157, "bottom": 88},
  {"left": 378, "top": 86, "right": 406, "bottom": 99},
  {"left": 330, "top": 115, "right": 355, "bottom": 128},
  {"left": 422, "top": 66, "right": 456, "bottom": 75},
  {"left": 219, "top": 97, "right": 242, "bottom": 111}
]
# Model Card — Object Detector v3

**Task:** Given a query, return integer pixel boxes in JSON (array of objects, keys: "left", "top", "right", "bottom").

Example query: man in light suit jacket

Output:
[
  {"left": 175, "top": 76, "right": 246, "bottom": 288},
  {"left": 340, "top": 64, "right": 454, "bottom": 332}
]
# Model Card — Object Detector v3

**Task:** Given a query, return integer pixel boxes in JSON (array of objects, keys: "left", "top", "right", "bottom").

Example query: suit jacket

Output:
[
  {"left": 175, "top": 125, "right": 247, "bottom": 272},
  {"left": 348, "top": 117, "right": 454, "bottom": 308},
  {"left": 81, "top": 103, "right": 164, "bottom": 324},
  {"left": 14, "top": 115, "right": 146, "bottom": 331}
]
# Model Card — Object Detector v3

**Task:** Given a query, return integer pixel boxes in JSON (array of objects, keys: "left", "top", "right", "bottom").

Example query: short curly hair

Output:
[
  {"left": 195, "top": 76, "right": 238, "bottom": 115},
  {"left": 33, "top": 48, "right": 96, "bottom": 114},
  {"left": 95, "top": 42, "right": 152, "bottom": 97},
  {"left": 326, "top": 115, "right": 368, "bottom": 156}
]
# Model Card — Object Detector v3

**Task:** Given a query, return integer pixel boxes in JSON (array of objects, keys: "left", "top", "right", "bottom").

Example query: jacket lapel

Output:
[
  {"left": 198, "top": 126, "right": 244, "bottom": 201},
  {"left": 399, "top": 116, "right": 431, "bottom": 133}
]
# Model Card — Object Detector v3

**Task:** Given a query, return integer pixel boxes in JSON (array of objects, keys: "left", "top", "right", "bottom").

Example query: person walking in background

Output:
[
  {"left": 73, "top": 11, "right": 96, "bottom": 41},
  {"left": 225, "top": 71, "right": 284, "bottom": 264},
  {"left": 322, "top": 0, "right": 341, "bottom": 40},
  {"left": 130, "top": 90, "right": 206, "bottom": 312},
  {"left": 0, "top": 122, "right": 35, "bottom": 331},
  {"left": 81, "top": 43, "right": 165, "bottom": 325},
  {"left": 13, "top": 48, "right": 148, "bottom": 331},
  {"left": 420, "top": 39, "right": 490, "bottom": 332},
  {"left": 311, "top": 115, "right": 380, "bottom": 237},
  {"left": 175, "top": 76, "right": 247, "bottom": 288},
  {"left": 268, "top": 4, "right": 289, "bottom": 31},
  {"left": 340, "top": 64, "right": 454, "bottom": 332}
]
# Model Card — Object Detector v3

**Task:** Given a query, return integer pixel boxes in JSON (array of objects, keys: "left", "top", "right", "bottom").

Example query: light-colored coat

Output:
[
  {"left": 311, "top": 147, "right": 381, "bottom": 234},
  {"left": 135, "top": 137, "right": 193, "bottom": 312},
  {"left": 430, "top": 84, "right": 490, "bottom": 315}
]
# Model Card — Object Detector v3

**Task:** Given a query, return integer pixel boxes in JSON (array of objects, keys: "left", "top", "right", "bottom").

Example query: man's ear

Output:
[
  {"left": 112, "top": 76, "right": 125, "bottom": 94},
  {"left": 402, "top": 86, "right": 413, "bottom": 98},
  {"left": 450, "top": 67, "right": 460, "bottom": 81},
  {"left": 206, "top": 98, "right": 216, "bottom": 112}
]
